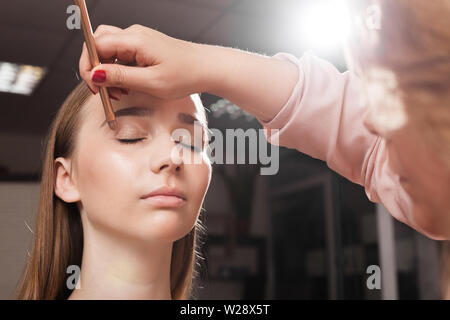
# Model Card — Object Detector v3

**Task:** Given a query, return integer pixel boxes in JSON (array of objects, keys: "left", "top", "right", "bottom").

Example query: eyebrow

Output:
[{"left": 100, "top": 106, "right": 202, "bottom": 128}]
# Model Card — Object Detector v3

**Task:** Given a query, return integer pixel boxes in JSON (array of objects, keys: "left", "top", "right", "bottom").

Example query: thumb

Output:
[{"left": 90, "top": 64, "right": 155, "bottom": 93}]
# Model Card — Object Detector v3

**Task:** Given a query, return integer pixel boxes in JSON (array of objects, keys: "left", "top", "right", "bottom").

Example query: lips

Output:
[
  {"left": 141, "top": 186, "right": 187, "bottom": 207},
  {"left": 141, "top": 186, "right": 186, "bottom": 200}
]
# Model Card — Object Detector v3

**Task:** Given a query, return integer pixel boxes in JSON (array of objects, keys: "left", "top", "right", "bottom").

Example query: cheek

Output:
[
  {"left": 75, "top": 142, "right": 138, "bottom": 230},
  {"left": 418, "top": 155, "right": 450, "bottom": 205},
  {"left": 184, "top": 159, "right": 212, "bottom": 215},
  {"left": 387, "top": 130, "right": 427, "bottom": 180},
  {"left": 192, "top": 157, "right": 211, "bottom": 192},
  {"left": 390, "top": 136, "right": 450, "bottom": 208}
]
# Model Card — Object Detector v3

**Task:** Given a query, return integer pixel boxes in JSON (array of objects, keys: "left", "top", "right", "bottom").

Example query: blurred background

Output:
[{"left": 0, "top": 0, "right": 448, "bottom": 300}]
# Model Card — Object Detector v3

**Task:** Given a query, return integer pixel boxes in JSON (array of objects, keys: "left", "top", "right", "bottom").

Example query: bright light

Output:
[
  {"left": 297, "top": 0, "right": 351, "bottom": 51},
  {"left": 0, "top": 62, "right": 46, "bottom": 96}
]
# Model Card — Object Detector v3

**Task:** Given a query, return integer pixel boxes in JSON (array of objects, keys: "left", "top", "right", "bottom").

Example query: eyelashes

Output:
[
  {"left": 117, "top": 138, "right": 145, "bottom": 144},
  {"left": 180, "top": 141, "right": 202, "bottom": 153},
  {"left": 117, "top": 138, "right": 202, "bottom": 152}
]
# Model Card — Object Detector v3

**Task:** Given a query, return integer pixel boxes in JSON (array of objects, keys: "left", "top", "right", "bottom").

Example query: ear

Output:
[{"left": 54, "top": 157, "right": 81, "bottom": 203}]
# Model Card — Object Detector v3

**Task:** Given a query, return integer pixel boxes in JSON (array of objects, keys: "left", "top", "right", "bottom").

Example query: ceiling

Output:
[{"left": 0, "top": 0, "right": 346, "bottom": 136}]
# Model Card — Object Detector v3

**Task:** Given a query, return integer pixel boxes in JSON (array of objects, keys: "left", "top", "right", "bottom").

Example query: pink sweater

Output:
[{"left": 258, "top": 51, "right": 417, "bottom": 232}]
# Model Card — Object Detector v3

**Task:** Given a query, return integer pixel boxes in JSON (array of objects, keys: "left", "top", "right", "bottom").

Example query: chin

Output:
[{"left": 136, "top": 212, "right": 197, "bottom": 243}]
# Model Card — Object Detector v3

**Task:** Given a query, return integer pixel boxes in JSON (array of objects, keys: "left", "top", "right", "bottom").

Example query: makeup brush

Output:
[{"left": 74, "top": 0, "right": 117, "bottom": 130}]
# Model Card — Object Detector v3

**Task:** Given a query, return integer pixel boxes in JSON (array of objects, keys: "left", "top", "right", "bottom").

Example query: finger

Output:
[
  {"left": 93, "top": 24, "right": 122, "bottom": 37},
  {"left": 93, "top": 25, "right": 122, "bottom": 64},
  {"left": 79, "top": 25, "right": 122, "bottom": 93},
  {"left": 80, "top": 42, "right": 99, "bottom": 93},
  {"left": 91, "top": 32, "right": 153, "bottom": 66},
  {"left": 107, "top": 87, "right": 123, "bottom": 101},
  {"left": 90, "top": 63, "right": 157, "bottom": 93},
  {"left": 79, "top": 26, "right": 122, "bottom": 84}
]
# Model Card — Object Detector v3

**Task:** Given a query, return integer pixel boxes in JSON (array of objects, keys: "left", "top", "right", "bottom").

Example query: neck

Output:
[{"left": 67, "top": 221, "right": 173, "bottom": 300}]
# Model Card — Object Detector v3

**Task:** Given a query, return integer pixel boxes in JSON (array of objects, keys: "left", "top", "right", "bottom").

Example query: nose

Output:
[
  {"left": 152, "top": 158, "right": 182, "bottom": 174},
  {"left": 150, "top": 134, "right": 183, "bottom": 174}
]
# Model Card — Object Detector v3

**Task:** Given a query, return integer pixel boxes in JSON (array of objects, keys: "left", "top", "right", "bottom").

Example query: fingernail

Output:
[
  {"left": 92, "top": 70, "right": 106, "bottom": 83},
  {"left": 120, "top": 89, "right": 129, "bottom": 95}
]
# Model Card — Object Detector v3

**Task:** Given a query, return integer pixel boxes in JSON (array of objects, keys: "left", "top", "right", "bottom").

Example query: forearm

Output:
[{"left": 194, "top": 43, "right": 299, "bottom": 122}]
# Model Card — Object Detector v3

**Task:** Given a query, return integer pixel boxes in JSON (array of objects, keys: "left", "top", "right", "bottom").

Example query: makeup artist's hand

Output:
[
  {"left": 79, "top": 24, "right": 298, "bottom": 122},
  {"left": 79, "top": 24, "right": 205, "bottom": 99}
]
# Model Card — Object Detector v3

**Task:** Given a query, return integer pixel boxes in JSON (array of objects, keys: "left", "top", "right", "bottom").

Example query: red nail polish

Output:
[
  {"left": 110, "top": 94, "right": 120, "bottom": 101},
  {"left": 92, "top": 70, "right": 106, "bottom": 83},
  {"left": 121, "top": 89, "right": 129, "bottom": 95}
]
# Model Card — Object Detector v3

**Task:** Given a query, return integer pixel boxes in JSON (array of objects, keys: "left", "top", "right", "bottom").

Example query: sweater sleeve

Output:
[{"left": 257, "top": 51, "right": 416, "bottom": 229}]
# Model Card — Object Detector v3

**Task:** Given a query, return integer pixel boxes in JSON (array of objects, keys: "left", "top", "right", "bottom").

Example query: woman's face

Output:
[
  {"left": 68, "top": 91, "right": 211, "bottom": 244},
  {"left": 344, "top": 2, "right": 450, "bottom": 239},
  {"left": 364, "top": 104, "right": 450, "bottom": 240}
]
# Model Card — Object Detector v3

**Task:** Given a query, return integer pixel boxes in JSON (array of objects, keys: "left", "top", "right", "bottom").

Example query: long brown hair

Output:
[{"left": 14, "top": 81, "right": 206, "bottom": 299}]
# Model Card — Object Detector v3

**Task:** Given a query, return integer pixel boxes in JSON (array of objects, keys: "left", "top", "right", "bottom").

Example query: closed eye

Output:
[
  {"left": 117, "top": 138, "right": 202, "bottom": 152},
  {"left": 176, "top": 140, "right": 202, "bottom": 153},
  {"left": 117, "top": 138, "right": 145, "bottom": 144}
]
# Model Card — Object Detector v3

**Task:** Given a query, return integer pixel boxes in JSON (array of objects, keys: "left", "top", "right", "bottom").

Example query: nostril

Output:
[{"left": 159, "top": 164, "right": 169, "bottom": 171}]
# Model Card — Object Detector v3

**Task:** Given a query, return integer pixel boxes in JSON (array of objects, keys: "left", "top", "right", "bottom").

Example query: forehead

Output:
[{"left": 82, "top": 91, "right": 204, "bottom": 126}]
